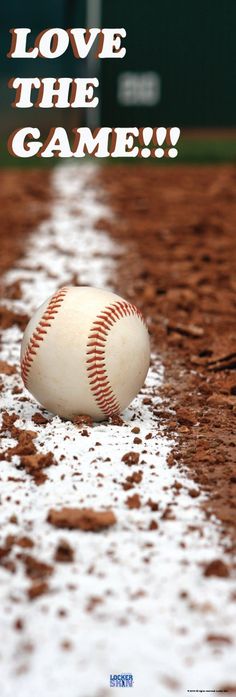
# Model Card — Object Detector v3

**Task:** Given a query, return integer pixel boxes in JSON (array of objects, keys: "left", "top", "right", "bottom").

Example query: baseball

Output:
[{"left": 21, "top": 286, "right": 150, "bottom": 421}]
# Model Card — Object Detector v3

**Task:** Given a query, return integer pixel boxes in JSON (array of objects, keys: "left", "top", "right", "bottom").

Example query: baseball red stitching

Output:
[
  {"left": 86, "top": 300, "right": 145, "bottom": 418},
  {"left": 21, "top": 287, "right": 68, "bottom": 387}
]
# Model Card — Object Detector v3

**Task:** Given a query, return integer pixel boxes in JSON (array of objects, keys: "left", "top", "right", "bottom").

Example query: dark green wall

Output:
[
  {"left": 0, "top": 1, "right": 86, "bottom": 135},
  {"left": 100, "top": 0, "right": 236, "bottom": 127},
  {"left": 0, "top": 0, "right": 235, "bottom": 138}
]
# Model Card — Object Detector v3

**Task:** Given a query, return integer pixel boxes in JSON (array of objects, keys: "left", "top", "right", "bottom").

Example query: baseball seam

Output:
[
  {"left": 21, "top": 287, "right": 68, "bottom": 387},
  {"left": 86, "top": 300, "right": 145, "bottom": 417}
]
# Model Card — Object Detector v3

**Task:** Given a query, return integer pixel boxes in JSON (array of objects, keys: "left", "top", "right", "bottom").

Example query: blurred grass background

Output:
[{"left": 1, "top": 133, "right": 236, "bottom": 167}]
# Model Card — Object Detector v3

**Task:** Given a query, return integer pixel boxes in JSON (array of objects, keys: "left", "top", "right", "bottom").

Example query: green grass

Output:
[
  {"left": 0, "top": 136, "right": 236, "bottom": 167},
  {"left": 177, "top": 137, "right": 236, "bottom": 163}
]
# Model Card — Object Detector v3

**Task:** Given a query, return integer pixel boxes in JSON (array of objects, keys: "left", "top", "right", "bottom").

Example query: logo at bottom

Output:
[{"left": 110, "top": 674, "right": 134, "bottom": 688}]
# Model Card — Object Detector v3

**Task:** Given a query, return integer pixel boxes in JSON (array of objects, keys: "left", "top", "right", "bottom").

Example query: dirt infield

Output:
[
  {"left": 1, "top": 164, "right": 236, "bottom": 547},
  {"left": 0, "top": 170, "right": 50, "bottom": 277},
  {"left": 99, "top": 164, "right": 236, "bottom": 546},
  {"left": 0, "top": 163, "right": 236, "bottom": 694}
]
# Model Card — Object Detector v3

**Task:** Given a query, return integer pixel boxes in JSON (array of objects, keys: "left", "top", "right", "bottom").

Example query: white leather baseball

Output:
[{"left": 21, "top": 286, "right": 150, "bottom": 421}]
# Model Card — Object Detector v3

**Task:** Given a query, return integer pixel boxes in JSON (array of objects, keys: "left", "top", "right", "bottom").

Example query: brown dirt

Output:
[
  {"left": 1, "top": 414, "right": 56, "bottom": 485},
  {"left": 0, "top": 169, "right": 50, "bottom": 277},
  {"left": 47, "top": 507, "right": 117, "bottom": 531},
  {"left": 0, "top": 164, "right": 235, "bottom": 550},
  {"left": 54, "top": 540, "right": 74, "bottom": 563},
  {"left": 99, "top": 164, "right": 236, "bottom": 547},
  {"left": 125, "top": 493, "right": 141, "bottom": 509}
]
